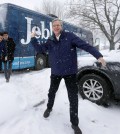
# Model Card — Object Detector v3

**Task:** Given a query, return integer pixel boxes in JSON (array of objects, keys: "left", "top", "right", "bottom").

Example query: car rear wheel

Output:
[
  {"left": 35, "top": 54, "right": 46, "bottom": 70},
  {"left": 78, "top": 74, "right": 110, "bottom": 105}
]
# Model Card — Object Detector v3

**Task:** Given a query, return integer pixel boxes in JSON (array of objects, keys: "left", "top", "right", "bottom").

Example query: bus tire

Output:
[{"left": 35, "top": 54, "right": 46, "bottom": 70}]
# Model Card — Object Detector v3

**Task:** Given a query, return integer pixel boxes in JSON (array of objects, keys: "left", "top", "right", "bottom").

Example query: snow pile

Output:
[
  {"left": 0, "top": 67, "right": 120, "bottom": 134},
  {"left": 105, "top": 50, "right": 120, "bottom": 62},
  {"left": 0, "top": 87, "right": 26, "bottom": 124}
]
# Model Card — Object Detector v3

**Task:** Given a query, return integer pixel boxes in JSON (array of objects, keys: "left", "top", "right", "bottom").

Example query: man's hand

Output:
[
  {"left": 5, "top": 56, "right": 7, "bottom": 61},
  {"left": 31, "top": 32, "right": 36, "bottom": 38},
  {"left": 98, "top": 57, "right": 106, "bottom": 67}
]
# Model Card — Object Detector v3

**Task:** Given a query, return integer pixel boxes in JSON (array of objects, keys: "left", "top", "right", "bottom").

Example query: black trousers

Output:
[
  {"left": 47, "top": 74, "right": 79, "bottom": 126},
  {"left": 4, "top": 61, "right": 12, "bottom": 80}
]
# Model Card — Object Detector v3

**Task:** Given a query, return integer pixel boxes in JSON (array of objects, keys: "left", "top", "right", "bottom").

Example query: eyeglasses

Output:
[{"left": 52, "top": 24, "right": 61, "bottom": 27}]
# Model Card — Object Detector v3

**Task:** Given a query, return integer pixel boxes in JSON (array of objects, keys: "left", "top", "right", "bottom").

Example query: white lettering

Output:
[
  {"left": 21, "top": 17, "right": 33, "bottom": 45},
  {"left": 20, "top": 17, "right": 52, "bottom": 45},
  {"left": 41, "top": 21, "right": 50, "bottom": 39},
  {"left": 50, "top": 22, "right": 53, "bottom": 36}
]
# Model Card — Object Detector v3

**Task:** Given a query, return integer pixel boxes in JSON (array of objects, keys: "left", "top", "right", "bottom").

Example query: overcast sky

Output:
[{"left": 0, "top": 0, "right": 69, "bottom": 11}]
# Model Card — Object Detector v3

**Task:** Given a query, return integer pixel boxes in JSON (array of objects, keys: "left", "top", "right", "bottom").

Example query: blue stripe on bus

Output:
[{"left": 2, "top": 56, "right": 35, "bottom": 70}]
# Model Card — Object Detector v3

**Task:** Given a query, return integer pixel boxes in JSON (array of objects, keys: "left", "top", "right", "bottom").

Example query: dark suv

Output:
[{"left": 77, "top": 52, "right": 120, "bottom": 105}]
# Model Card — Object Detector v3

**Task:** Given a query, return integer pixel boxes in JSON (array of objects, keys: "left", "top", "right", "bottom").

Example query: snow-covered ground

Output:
[
  {"left": 0, "top": 64, "right": 120, "bottom": 134},
  {"left": 0, "top": 50, "right": 120, "bottom": 134}
]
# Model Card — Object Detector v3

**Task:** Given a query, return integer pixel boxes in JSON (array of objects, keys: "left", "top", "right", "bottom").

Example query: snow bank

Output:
[
  {"left": 0, "top": 84, "right": 27, "bottom": 124},
  {"left": 0, "top": 50, "right": 120, "bottom": 134}
]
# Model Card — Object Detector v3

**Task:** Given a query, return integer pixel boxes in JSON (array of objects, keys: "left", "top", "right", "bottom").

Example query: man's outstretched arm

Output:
[{"left": 31, "top": 32, "right": 48, "bottom": 53}]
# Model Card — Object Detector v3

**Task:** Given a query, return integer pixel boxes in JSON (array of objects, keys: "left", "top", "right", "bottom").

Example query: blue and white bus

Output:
[{"left": 0, "top": 3, "right": 93, "bottom": 70}]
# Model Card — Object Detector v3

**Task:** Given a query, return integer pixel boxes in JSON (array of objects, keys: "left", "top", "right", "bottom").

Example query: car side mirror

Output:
[
  {"left": 93, "top": 62, "right": 108, "bottom": 70},
  {"left": 93, "top": 62, "right": 102, "bottom": 68}
]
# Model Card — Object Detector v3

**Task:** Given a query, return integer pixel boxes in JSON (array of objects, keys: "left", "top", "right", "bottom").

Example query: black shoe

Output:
[
  {"left": 6, "top": 79, "right": 9, "bottom": 83},
  {"left": 103, "top": 102, "right": 110, "bottom": 108},
  {"left": 43, "top": 108, "right": 52, "bottom": 118},
  {"left": 72, "top": 125, "right": 82, "bottom": 134}
]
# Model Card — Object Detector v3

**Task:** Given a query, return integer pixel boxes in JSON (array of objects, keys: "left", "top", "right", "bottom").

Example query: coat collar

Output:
[{"left": 49, "top": 30, "right": 66, "bottom": 42}]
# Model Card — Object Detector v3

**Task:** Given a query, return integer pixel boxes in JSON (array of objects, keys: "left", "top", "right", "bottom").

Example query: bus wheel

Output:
[{"left": 35, "top": 54, "right": 46, "bottom": 70}]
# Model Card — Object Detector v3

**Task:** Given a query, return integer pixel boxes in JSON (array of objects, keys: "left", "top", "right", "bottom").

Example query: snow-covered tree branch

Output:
[{"left": 66, "top": 0, "right": 120, "bottom": 50}]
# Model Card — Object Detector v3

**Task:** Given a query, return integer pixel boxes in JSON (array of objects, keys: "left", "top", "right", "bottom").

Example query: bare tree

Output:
[
  {"left": 66, "top": 0, "right": 120, "bottom": 50},
  {"left": 35, "top": 0, "right": 65, "bottom": 19}
]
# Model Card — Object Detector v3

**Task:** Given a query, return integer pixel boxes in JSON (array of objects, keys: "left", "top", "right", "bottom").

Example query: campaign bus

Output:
[{"left": 0, "top": 3, "right": 93, "bottom": 71}]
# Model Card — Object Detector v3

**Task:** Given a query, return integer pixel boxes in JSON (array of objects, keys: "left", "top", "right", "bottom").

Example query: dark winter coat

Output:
[
  {"left": 0, "top": 40, "right": 6, "bottom": 58},
  {"left": 2, "top": 37, "right": 16, "bottom": 62},
  {"left": 31, "top": 31, "right": 103, "bottom": 76}
]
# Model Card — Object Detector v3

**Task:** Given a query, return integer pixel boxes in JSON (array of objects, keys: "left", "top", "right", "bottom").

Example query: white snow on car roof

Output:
[{"left": 77, "top": 50, "right": 120, "bottom": 68}]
